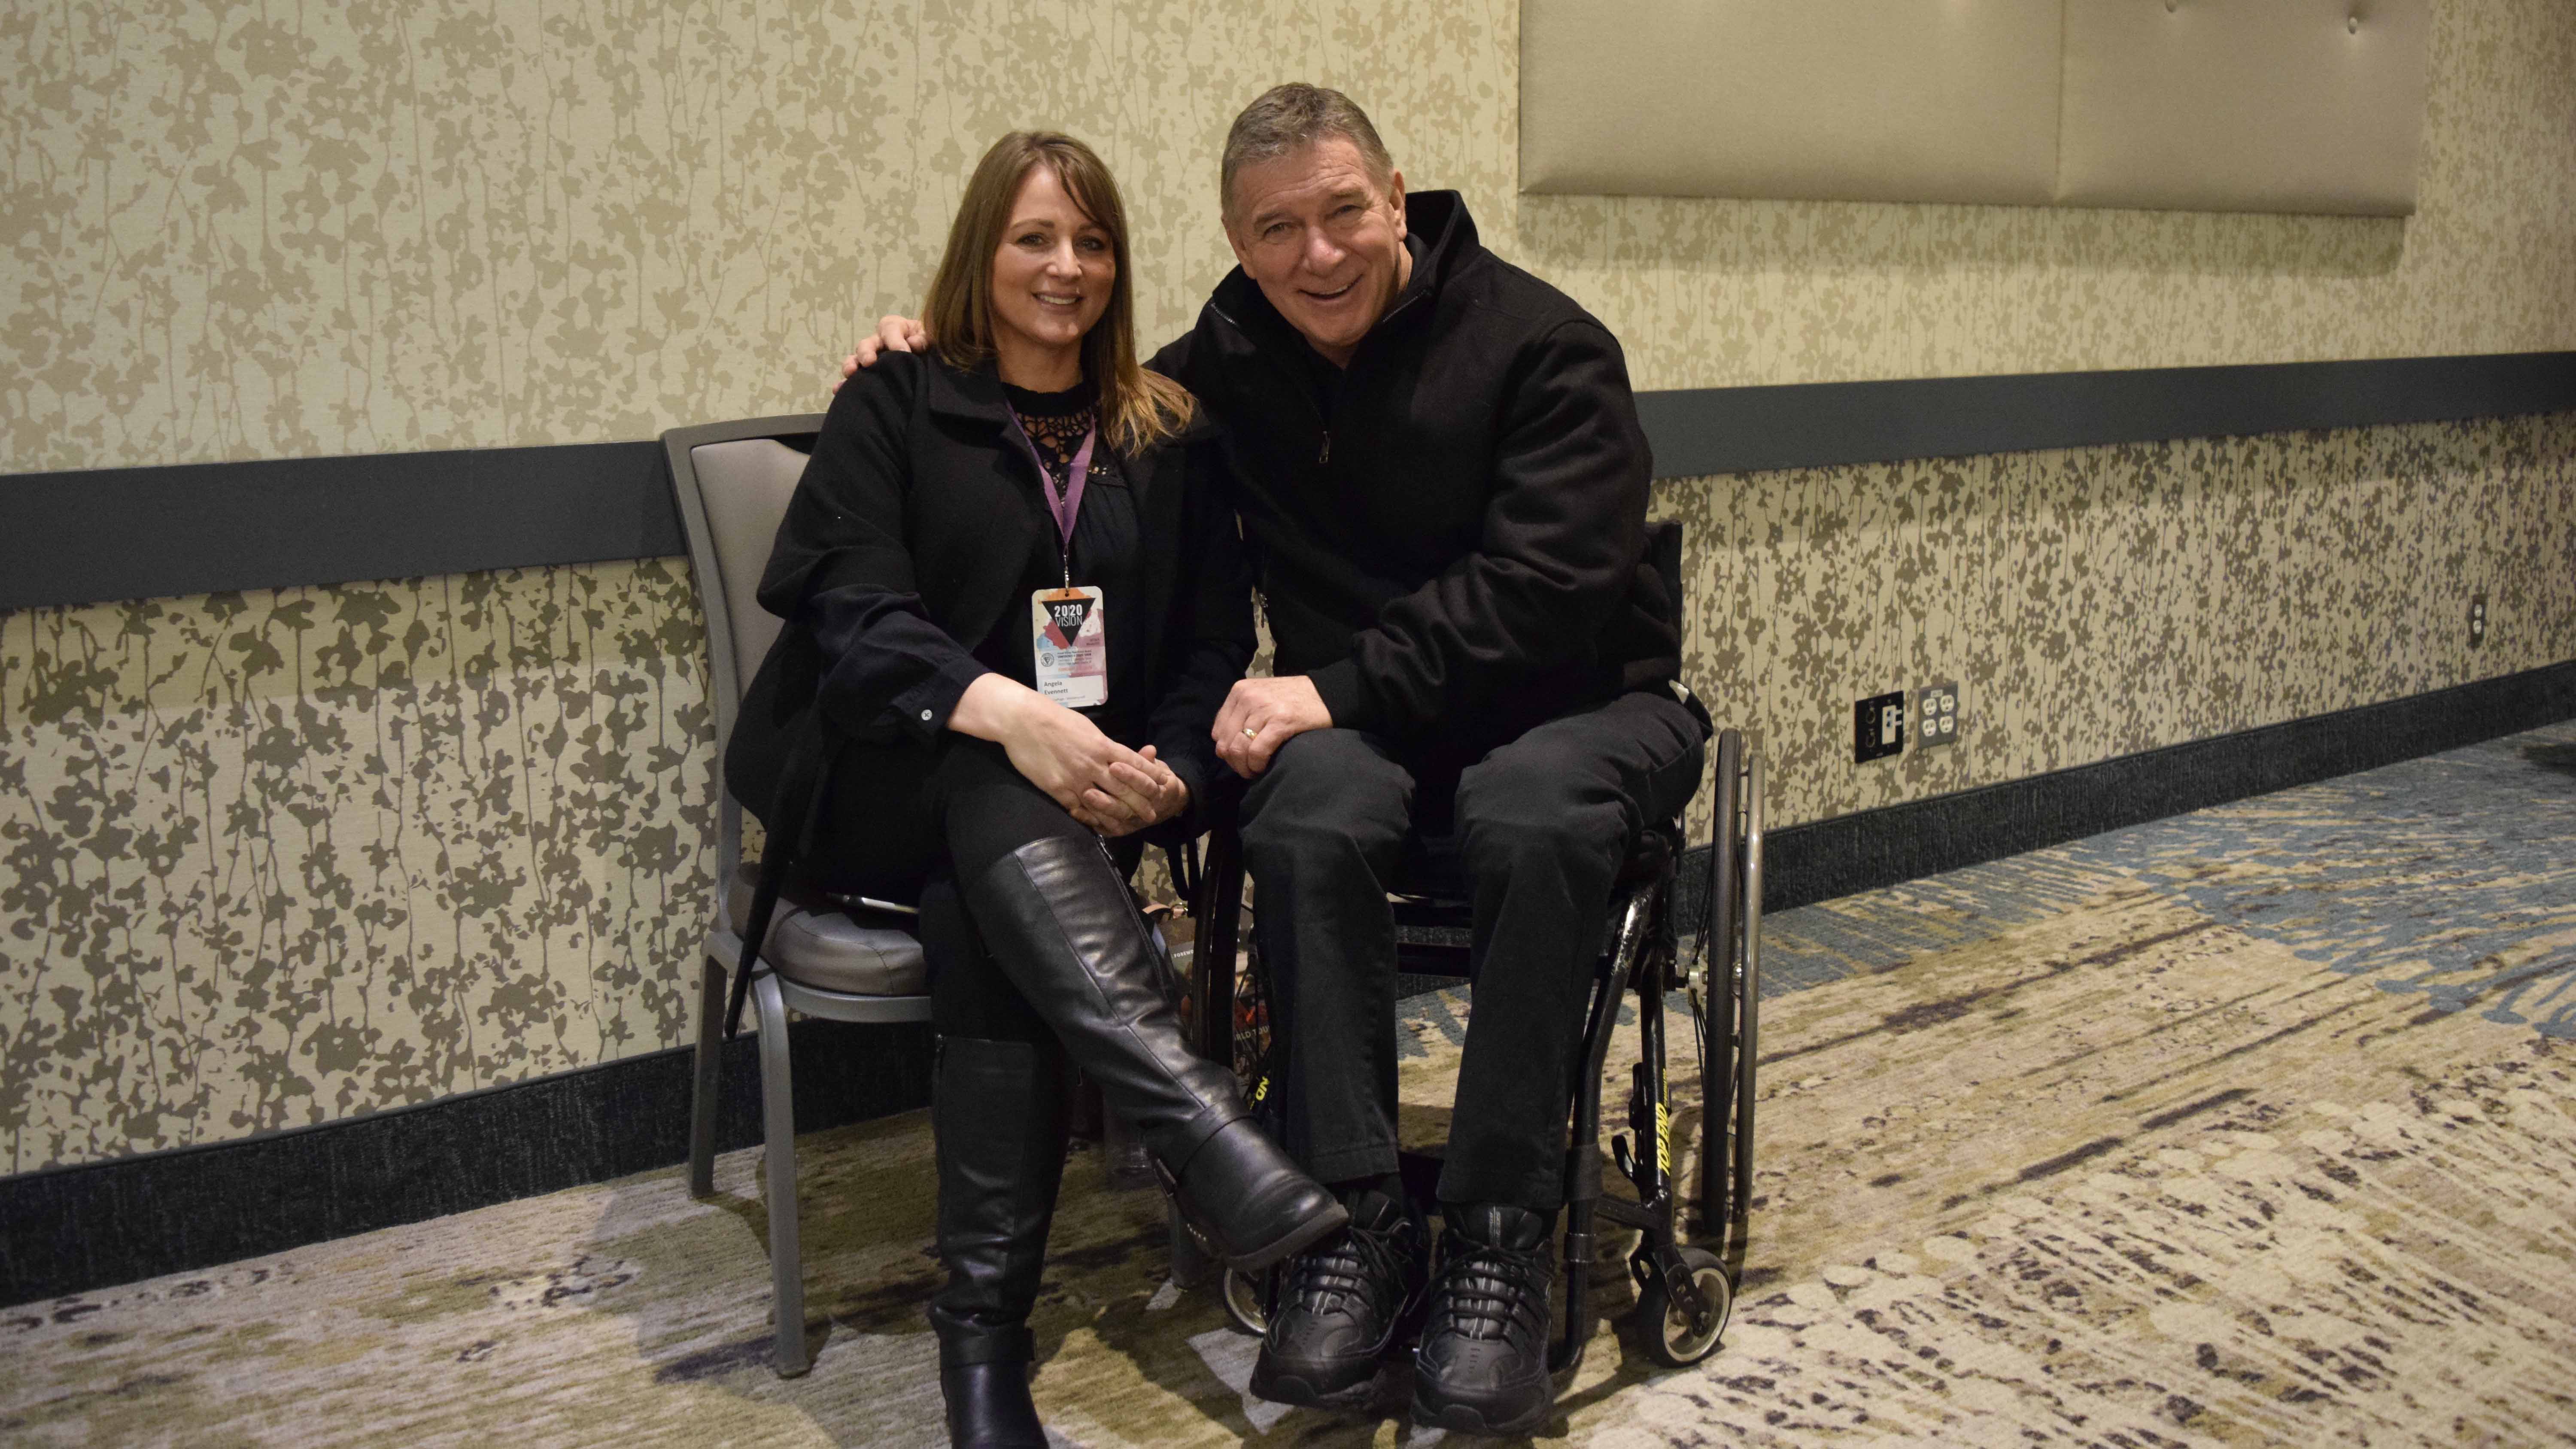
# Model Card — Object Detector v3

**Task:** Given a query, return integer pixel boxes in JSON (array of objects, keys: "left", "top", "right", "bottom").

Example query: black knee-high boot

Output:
[
  {"left": 966, "top": 835, "right": 1347, "bottom": 1271},
  {"left": 930, "top": 1035, "right": 1070, "bottom": 1449}
]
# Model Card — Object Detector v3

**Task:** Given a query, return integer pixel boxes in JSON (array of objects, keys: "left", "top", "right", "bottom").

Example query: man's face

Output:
[{"left": 1224, "top": 137, "right": 1409, "bottom": 367}]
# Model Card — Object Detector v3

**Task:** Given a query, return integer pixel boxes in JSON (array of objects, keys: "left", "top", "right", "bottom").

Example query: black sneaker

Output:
[
  {"left": 1248, "top": 1189, "right": 1426, "bottom": 1408},
  {"left": 1410, "top": 1203, "right": 1557, "bottom": 1436}
]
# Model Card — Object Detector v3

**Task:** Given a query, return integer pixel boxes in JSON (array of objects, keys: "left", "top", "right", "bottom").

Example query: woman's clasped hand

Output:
[{"left": 948, "top": 672, "right": 1188, "bottom": 836}]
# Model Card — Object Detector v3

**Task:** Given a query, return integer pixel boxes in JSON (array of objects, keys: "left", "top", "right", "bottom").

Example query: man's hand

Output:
[
  {"left": 1074, "top": 745, "right": 1190, "bottom": 838},
  {"left": 830, "top": 315, "right": 931, "bottom": 393},
  {"left": 1212, "top": 675, "right": 1334, "bottom": 778}
]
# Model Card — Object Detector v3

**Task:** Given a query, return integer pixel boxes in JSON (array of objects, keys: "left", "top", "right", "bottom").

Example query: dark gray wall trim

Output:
[
  {"left": 1639, "top": 349, "right": 2576, "bottom": 479},
  {"left": 0, "top": 440, "right": 681, "bottom": 614},
  {"left": 5, "top": 352, "right": 2572, "bottom": 614},
  {"left": 9, "top": 660, "right": 2569, "bottom": 1307}
]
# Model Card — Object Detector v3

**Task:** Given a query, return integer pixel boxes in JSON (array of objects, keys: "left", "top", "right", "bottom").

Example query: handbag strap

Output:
[{"left": 725, "top": 706, "right": 838, "bottom": 1039}]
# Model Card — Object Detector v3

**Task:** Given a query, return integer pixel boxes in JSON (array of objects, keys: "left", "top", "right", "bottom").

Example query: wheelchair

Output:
[{"left": 1165, "top": 720, "right": 1764, "bottom": 1379}]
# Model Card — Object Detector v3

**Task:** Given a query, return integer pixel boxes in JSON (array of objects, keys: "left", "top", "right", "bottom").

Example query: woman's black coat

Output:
[{"left": 725, "top": 348, "right": 1254, "bottom": 846}]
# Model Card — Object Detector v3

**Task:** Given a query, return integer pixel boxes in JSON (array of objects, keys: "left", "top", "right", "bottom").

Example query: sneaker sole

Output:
[
  {"left": 1220, "top": 1200, "right": 1351, "bottom": 1274},
  {"left": 1246, "top": 1360, "right": 1383, "bottom": 1411},
  {"left": 1249, "top": 1278, "right": 1428, "bottom": 1411},
  {"left": 1411, "top": 1384, "right": 1552, "bottom": 1438}
]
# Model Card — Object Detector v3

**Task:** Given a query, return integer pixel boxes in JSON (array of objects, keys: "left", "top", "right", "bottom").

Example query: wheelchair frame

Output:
[{"left": 1171, "top": 728, "right": 1763, "bottom": 1378}]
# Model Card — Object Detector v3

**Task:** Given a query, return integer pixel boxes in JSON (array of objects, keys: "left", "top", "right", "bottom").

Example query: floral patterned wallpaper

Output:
[
  {"left": 2, "top": 0, "right": 2569, "bottom": 475},
  {"left": 3, "top": 0, "right": 2573, "bottom": 1170},
  {"left": 7, "top": 417, "right": 2568, "bottom": 1172},
  {"left": 2, "top": 562, "right": 713, "bottom": 1173},
  {"left": 1655, "top": 412, "right": 2576, "bottom": 843}
]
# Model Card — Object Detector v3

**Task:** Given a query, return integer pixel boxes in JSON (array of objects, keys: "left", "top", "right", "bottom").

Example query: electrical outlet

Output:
[
  {"left": 1917, "top": 683, "right": 1960, "bottom": 747},
  {"left": 2470, "top": 594, "right": 2488, "bottom": 649},
  {"left": 1854, "top": 691, "right": 1906, "bottom": 763}
]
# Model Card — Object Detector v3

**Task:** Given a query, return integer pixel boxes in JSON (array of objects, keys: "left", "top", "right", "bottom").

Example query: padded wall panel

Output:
[
  {"left": 2057, "top": 0, "right": 2432, "bottom": 216},
  {"left": 1521, "top": 0, "right": 2435, "bottom": 218},
  {"left": 1520, "top": 0, "right": 2063, "bottom": 204}
]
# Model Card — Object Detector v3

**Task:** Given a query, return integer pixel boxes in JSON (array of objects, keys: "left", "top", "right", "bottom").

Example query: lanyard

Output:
[{"left": 1008, "top": 415, "right": 1097, "bottom": 562}]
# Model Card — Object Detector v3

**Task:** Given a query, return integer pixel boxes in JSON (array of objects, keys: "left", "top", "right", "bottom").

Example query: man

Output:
[{"left": 851, "top": 85, "right": 1702, "bottom": 1437}]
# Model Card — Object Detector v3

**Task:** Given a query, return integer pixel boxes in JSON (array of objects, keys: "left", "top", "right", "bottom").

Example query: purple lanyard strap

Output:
[{"left": 1010, "top": 416, "right": 1098, "bottom": 547}]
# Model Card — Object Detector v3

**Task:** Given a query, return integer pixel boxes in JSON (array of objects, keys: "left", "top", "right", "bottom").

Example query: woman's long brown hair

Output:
[{"left": 924, "top": 132, "right": 1194, "bottom": 456}]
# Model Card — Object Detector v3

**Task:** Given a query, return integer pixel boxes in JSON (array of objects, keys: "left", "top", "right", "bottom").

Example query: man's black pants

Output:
[{"left": 1239, "top": 689, "right": 1704, "bottom": 1215}]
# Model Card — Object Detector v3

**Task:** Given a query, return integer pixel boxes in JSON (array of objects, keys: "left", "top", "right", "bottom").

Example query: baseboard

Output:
[
  {"left": 1678, "top": 659, "right": 2576, "bottom": 921},
  {"left": 7, "top": 660, "right": 2570, "bottom": 1307},
  {"left": 0, "top": 1018, "right": 932, "bottom": 1309}
]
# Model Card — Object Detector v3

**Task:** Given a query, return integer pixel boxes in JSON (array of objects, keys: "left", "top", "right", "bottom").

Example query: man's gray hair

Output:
[{"left": 1220, "top": 84, "right": 1394, "bottom": 220}]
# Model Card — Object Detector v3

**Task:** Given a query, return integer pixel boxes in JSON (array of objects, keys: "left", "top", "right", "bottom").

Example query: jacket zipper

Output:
[
  {"left": 1212, "top": 287, "right": 1428, "bottom": 469},
  {"left": 1213, "top": 293, "right": 1430, "bottom": 472},
  {"left": 1211, "top": 303, "right": 1332, "bottom": 465}
]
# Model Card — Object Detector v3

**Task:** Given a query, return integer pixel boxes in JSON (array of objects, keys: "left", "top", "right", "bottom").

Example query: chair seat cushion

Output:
[
  {"left": 767, "top": 906, "right": 928, "bottom": 997},
  {"left": 728, "top": 861, "right": 927, "bottom": 997}
]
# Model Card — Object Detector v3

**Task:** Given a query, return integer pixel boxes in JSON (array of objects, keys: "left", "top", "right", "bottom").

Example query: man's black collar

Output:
[{"left": 1397, "top": 189, "right": 1473, "bottom": 301}]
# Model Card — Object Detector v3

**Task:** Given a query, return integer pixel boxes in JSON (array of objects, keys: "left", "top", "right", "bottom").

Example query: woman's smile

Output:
[{"left": 989, "top": 164, "right": 1115, "bottom": 388}]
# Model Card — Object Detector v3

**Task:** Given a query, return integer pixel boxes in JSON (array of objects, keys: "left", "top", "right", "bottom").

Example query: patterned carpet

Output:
[{"left": 7, "top": 723, "right": 2573, "bottom": 1447}]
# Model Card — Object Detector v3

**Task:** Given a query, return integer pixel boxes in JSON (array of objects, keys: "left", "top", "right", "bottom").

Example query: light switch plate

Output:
[{"left": 1854, "top": 691, "right": 1906, "bottom": 763}]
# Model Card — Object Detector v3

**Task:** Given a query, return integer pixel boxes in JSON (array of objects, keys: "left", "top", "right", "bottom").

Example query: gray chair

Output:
[{"left": 666, "top": 414, "right": 933, "bottom": 1379}]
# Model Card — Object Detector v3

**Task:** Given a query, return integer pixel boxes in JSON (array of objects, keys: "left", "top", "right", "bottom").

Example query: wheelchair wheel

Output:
[
  {"left": 1221, "top": 1264, "right": 1274, "bottom": 1337},
  {"left": 1636, "top": 1247, "right": 1732, "bottom": 1367}
]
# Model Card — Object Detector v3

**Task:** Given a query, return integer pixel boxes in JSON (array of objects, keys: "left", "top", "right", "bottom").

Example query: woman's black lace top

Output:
[{"left": 1003, "top": 377, "right": 1099, "bottom": 500}]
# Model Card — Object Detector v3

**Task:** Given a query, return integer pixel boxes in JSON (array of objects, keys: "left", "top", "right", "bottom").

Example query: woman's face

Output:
[{"left": 989, "top": 164, "right": 1114, "bottom": 367}]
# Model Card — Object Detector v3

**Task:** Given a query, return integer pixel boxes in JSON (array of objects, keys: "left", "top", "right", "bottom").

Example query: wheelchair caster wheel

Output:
[
  {"left": 1221, "top": 1264, "right": 1273, "bottom": 1337},
  {"left": 1637, "top": 1247, "right": 1732, "bottom": 1367}
]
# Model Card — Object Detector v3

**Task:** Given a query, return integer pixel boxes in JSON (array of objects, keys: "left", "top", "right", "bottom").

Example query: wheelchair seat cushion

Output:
[
  {"left": 1395, "top": 827, "right": 1473, "bottom": 902},
  {"left": 1390, "top": 819, "right": 1679, "bottom": 904}
]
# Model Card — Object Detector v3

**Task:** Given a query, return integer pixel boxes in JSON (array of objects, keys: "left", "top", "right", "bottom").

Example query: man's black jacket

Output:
[{"left": 1149, "top": 191, "right": 1677, "bottom": 754}]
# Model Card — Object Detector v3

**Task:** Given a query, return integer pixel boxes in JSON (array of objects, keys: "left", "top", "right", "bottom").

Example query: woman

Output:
[{"left": 725, "top": 133, "right": 1344, "bottom": 1447}]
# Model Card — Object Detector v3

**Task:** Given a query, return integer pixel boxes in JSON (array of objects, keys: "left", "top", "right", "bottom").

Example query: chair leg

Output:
[
  {"left": 753, "top": 972, "right": 811, "bottom": 1378},
  {"left": 688, "top": 954, "right": 724, "bottom": 1200}
]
